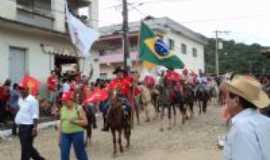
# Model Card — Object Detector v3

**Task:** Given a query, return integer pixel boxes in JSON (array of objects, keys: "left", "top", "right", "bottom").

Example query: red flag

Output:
[
  {"left": 20, "top": 75, "right": 41, "bottom": 96},
  {"left": 83, "top": 88, "right": 108, "bottom": 105}
]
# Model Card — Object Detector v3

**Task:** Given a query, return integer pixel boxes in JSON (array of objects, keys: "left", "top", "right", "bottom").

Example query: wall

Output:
[
  {"left": 78, "top": 50, "right": 100, "bottom": 82},
  {"left": 165, "top": 31, "right": 205, "bottom": 73},
  {"left": 88, "top": 0, "right": 99, "bottom": 29},
  {"left": 52, "top": 0, "right": 66, "bottom": 32},
  {"left": 0, "top": 26, "right": 75, "bottom": 96},
  {"left": 0, "top": 0, "right": 16, "bottom": 20}
]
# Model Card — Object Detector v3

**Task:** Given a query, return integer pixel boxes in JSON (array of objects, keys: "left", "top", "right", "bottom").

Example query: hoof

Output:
[{"left": 160, "top": 128, "right": 164, "bottom": 132}]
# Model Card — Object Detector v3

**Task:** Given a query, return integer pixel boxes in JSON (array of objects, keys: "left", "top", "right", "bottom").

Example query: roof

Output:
[{"left": 99, "top": 17, "right": 208, "bottom": 45}]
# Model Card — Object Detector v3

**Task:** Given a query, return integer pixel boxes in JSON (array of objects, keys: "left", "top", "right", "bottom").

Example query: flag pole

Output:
[{"left": 122, "top": 0, "right": 130, "bottom": 71}]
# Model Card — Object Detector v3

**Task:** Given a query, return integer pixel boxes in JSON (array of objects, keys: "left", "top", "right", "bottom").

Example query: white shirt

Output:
[
  {"left": 15, "top": 95, "right": 39, "bottom": 125},
  {"left": 224, "top": 108, "right": 270, "bottom": 160},
  {"left": 197, "top": 76, "right": 207, "bottom": 84},
  {"left": 63, "top": 82, "right": 70, "bottom": 92}
]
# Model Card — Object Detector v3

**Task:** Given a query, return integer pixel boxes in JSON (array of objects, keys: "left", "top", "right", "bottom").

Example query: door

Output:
[{"left": 9, "top": 47, "right": 27, "bottom": 84}]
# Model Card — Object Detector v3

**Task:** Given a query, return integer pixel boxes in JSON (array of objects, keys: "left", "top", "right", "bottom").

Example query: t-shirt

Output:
[
  {"left": 60, "top": 105, "right": 84, "bottom": 134},
  {"left": 47, "top": 76, "right": 58, "bottom": 91}
]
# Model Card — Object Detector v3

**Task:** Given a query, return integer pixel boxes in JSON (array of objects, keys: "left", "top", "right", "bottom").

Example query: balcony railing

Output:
[
  {"left": 99, "top": 51, "right": 139, "bottom": 64},
  {"left": 16, "top": 4, "right": 54, "bottom": 29}
]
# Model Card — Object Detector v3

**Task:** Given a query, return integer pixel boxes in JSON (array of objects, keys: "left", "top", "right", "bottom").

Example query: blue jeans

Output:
[{"left": 60, "top": 131, "right": 89, "bottom": 160}]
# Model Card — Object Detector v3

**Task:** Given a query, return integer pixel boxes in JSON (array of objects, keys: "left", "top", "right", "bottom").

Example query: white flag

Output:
[{"left": 65, "top": 3, "right": 99, "bottom": 57}]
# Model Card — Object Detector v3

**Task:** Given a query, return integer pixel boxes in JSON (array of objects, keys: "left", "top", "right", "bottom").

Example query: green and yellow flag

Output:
[{"left": 139, "top": 22, "right": 184, "bottom": 69}]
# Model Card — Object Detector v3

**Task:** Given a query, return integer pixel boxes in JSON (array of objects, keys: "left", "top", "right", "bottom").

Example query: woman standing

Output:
[{"left": 59, "top": 91, "right": 89, "bottom": 160}]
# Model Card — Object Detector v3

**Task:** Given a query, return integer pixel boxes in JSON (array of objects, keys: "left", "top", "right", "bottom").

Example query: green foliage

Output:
[{"left": 205, "top": 38, "right": 270, "bottom": 75}]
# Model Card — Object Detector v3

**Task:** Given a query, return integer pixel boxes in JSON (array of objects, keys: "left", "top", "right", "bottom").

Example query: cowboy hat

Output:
[{"left": 224, "top": 75, "right": 270, "bottom": 108}]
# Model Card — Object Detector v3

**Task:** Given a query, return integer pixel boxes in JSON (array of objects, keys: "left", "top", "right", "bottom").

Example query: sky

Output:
[{"left": 96, "top": 0, "right": 270, "bottom": 46}]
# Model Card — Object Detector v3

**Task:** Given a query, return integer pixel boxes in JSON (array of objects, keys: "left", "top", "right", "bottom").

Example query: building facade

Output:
[
  {"left": 95, "top": 17, "right": 208, "bottom": 80},
  {"left": 0, "top": 0, "right": 99, "bottom": 96}
]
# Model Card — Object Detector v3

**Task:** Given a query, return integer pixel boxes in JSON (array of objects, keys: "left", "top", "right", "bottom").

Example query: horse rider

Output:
[
  {"left": 195, "top": 70, "right": 209, "bottom": 96},
  {"left": 102, "top": 67, "right": 132, "bottom": 131}
]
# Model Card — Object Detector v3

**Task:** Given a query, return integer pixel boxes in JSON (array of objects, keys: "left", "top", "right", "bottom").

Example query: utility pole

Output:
[
  {"left": 214, "top": 30, "right": 230, "bottom": 76},
  {"left": 122, "top": 0, "right": 130, "bottom": 70}
]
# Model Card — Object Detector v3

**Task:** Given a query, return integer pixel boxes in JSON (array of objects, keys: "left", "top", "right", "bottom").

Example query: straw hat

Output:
[{"left": 224, "top": 75, "right": 270, "bottom": 108}]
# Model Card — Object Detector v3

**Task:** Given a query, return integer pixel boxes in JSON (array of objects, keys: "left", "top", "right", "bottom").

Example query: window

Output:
[
  {"left": 192, "top": 48, "right": 198, "bottom": 57},
  {"left": 100, "top": 73, "right": 108, "bottom": 80},
  {"left": 99, "top": 50, "right": 106, "bottom": 56},
  {"left": 169, "top": 39, "right": 175, "bottom": 50},
  {"left": 17, "top": 0, "right": 51, "bottom": 11},
  {"left": 17, "top": 0, "right": 34, "bottom": 8},
  {"left": 181, "top": 43, "right": 187, "bottom": 54}
]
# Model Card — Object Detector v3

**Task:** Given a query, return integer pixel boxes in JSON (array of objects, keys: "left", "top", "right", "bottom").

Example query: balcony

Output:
[
  {"left": 99, "top": 51, "right": 139, "bottom": 64},
  {"left": 16, "top": 0, "right": 54, "bottom": 30},
  {"left": 68, "top": 0, "right": 91, "bottom": 8}
]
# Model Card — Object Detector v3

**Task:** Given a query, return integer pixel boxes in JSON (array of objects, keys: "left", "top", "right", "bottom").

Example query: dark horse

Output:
[
  {"left": 182, "top": 83, "right": 195, "bottom": 118},
  {"left": 82, "top": 104, "right": 95, "bottom": 146},
  {"left": 107, "top": 95, "right": 131, "bottom": 155},
  {"left": 196, "top": 85, "right": 209, "bottom": 114},
  {"left": 150, "top": 87, "right": 160, "bottom": 119}
]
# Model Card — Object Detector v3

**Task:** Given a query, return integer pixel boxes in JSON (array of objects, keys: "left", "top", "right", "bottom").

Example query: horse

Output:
[
  {"left": 107, "top": 95, "right": 131, "bottom": 155},
  {"left": 182, "top": 83, "right": 195, "bottom": 118},
  {"left": 195, "top": 84, "right": 209, "bottom": 114},
  {"left": 82, "top": 104, "right": 95, "bottom": 146},
  {"left": 158, "top": 82, "right": 178, "bottom": 130},
  {"left": 150, "top": 87, "right": 160, "bottom": 119}
]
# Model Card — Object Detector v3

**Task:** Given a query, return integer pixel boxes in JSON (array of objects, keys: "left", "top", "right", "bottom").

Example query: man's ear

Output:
[{"left": 233, "top": 96, "right": 240, "bottom": 106}]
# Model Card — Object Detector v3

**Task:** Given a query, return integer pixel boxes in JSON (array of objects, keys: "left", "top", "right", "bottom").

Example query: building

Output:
[
  {"left": 95, "top": 17, "right": 208, "bottom": 79},
  {"left": 0, "top": 0, "right": 99, "bottom": 95}
]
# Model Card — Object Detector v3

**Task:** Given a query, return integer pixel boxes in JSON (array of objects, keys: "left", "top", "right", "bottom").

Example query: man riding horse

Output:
[{"left": 195, "top": 70, "right": 210, "bottom": 114}]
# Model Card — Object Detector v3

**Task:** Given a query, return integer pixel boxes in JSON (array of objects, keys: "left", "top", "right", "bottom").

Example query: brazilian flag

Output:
[{"left": 139, "top": 22, "right": 184, "bottom": 69}]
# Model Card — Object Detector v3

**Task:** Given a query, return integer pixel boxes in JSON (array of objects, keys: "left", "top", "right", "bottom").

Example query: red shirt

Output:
[
  {"left": 47, "top": 75, "right": 58, "bottom": 91},
  {"left": 0, "top": 86, "right": 10, "bottom": 102}
]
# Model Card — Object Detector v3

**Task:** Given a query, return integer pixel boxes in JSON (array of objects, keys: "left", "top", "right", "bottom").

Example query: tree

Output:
[{"left": 205, "top": 38, "right": 270, "bottom": 75}]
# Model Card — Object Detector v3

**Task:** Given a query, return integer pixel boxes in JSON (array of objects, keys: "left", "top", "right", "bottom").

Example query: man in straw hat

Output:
[{"left": 223, "top": 75, "right": 270, "bottom": 160}]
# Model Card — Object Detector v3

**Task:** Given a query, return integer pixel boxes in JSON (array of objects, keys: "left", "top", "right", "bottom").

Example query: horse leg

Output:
[
  {"left": 118, "top": 129, "right": 124, "bottom": 153},
  {"left": 112, "top": 129, "right": 117, "bottom": 155},
  {"left": 203, "top": 100, "right": 208, "bottom": 114},
  {"left": 168, "top": 105, "right": 172, "bottom": 130},
  {"left": 198, "top": 101, "right": 202, "bottom": 115},
  {"left": 88, "top": 126, "right": 92, "bottom": 144},
  {"left": 144, "top": 104, "right": 150, "bottom": 122},
  {"left": 189, "top": 102, "right": 194, "bottom": 118},
  {"left": 179, "top": 103, "right": 186, "bottom": 125},
  {"left": 135, "top": 105, "right": 140, "bottom": 125},
  {"left": 154, "top": 101, "right": 160, "bottom": 120},
  {"left": 160, "top": 106, "right": 165, "bottom": 132},
  {"left": 124, "top": 126, "right": 131, "bottom": 148},
  {"left": 172, "top": 104, "right": 177, "bottom": 126}
]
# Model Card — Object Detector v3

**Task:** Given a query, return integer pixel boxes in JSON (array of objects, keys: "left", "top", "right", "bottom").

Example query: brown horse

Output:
[{"left": 107, "top": 96, "right": 131, "bottom": 155}]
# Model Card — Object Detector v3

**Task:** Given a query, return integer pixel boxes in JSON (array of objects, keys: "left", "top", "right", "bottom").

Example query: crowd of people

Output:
[{"left": 1, "top": 67, "right": 270, "bottom": 160}]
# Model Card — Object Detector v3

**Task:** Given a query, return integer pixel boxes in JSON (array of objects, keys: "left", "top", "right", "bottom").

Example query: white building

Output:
[
  {"left": 95, "top": 17, "right": 208, "bottom": 79},
  {"left": 0, "top": 0, "right": 99, "bottom": 96}
]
